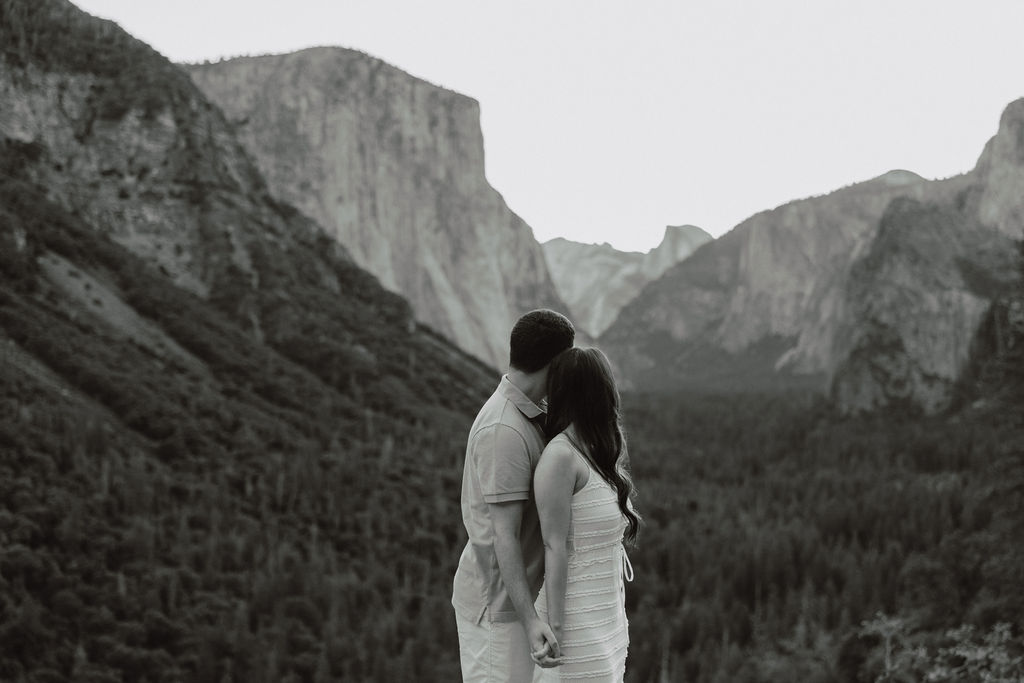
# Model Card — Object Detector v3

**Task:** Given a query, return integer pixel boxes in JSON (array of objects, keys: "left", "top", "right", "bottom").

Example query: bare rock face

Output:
[
  {"left": 601, "top": 172, "right": 934, "bottom": 391},
  {"left": 0, "top": 0, "right": 496, "bottom": 419},
  {"left": 832, "top": 199, "right": 1017, "bottom": 413},
  {"left": 0, "top": 59, "right": 272, "bottom": 301},
  {"left": 542, "top": 225, "right": 711, "bottom": 337},
  {"left": 186, "top": 49, "right": 567, "bottom": 368},
  {"left": 828, "top": 102, "right": 1024, "bottom": 412},
  {"left": 602, "top": 95, "right": 1024, "bottom": 413},
  {"left": 972, "top": 98, "right": 1024, "bottom": 239}
]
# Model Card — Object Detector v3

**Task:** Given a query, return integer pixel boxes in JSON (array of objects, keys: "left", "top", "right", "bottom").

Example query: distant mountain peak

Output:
[
  {"left": 872, "top": 169, "right": 926, "bottom": 186},
  {"left": 187, "top": 49, "right": 566, "bottom": 369},
  {"left": 600, "top": 97, "right": 1024, "bottom": 411},
  {"left": 542, "top": 225, "right": 711, "bottom": 337},
  {"left": 663, "top": 223, "right": 712, "bottom": 239}
]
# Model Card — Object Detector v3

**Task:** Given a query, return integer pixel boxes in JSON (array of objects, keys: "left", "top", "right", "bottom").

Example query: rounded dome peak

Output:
[{"left": 874, "top": 169, "right": 925, "bottom": 186}]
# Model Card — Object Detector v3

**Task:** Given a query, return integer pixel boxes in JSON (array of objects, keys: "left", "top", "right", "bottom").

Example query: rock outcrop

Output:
[
  {"left": 186, "top": 49, "right": 568, "bottom": 368},
  {"left": 601, "top": 171, "right": 936, "bottom": 392},
  {"left": 831, "top": 198, "right": 1017, "bottom": 413},
  {"left": 0, "top": 0, "right": 496, "bottom": 416},
  {"left": 602, "top": 96, "right": 1024, "bottom": 413},
  {"left": 0, "top": 51, "right": 268, "bottom": 301},
  {"left": 542, "top": 225, "right": 711, "bottom": 337},
  {"left": 971, "top": 99, "right": 1024, "bottom": 239}
]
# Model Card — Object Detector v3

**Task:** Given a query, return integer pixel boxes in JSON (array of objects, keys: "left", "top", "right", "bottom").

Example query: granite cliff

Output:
[
  {"left": 186, "top": 49, "right": 567, "bottom": 368},
  {"left": 0, "top": 3, "right": 497, "bottom": 680},
  {"left": 0, "top": 0, "right": 495, "bottom": 410},
  {"left": 601, "top": 170, "right": 937, "bottom": 392},
  {"left": 830, "top": 101, "right": 1024, "bottom": 412},
  {"left": 831, "top": 198, "right": 1017, "bottom": 412},
  {"left": 542, "top": 225, "right": 712, "bottom": 337},
  {"left": 602, "top": 99, "right": 1024, "bottom": 411}
]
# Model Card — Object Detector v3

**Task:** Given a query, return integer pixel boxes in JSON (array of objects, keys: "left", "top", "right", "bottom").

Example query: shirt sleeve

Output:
[{"left": 475, "top": 424, "right": 532, "bottom": 504}]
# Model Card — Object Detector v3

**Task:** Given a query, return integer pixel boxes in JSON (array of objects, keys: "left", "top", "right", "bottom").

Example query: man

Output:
[{"left": 452, "top": 309, "right": 575, "bottom": 682}]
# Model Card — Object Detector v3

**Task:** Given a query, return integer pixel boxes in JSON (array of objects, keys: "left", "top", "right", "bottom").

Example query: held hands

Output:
[{"left": 527, "top": 618, "right": 562, "bottom": 668}]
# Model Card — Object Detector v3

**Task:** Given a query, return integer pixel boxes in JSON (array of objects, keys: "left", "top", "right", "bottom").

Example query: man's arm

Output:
[{"left": 491, "top": 500, "right": 561, "bottom": 666}]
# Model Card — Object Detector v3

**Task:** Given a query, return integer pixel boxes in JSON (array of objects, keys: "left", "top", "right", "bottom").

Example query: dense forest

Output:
[
  {"left": 2, "top": 172, "right": 1022, "bottom": 681},
  {"left": 0, "top": 146, "right": 491, "bottom": 681},
  {"left": 623, "top": 390, "right": 1023, "bottom": 682}
]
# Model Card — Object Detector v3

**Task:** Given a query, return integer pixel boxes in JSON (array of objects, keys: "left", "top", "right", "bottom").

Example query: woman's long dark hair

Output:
[{"left": 546, "top": 347, "right": 640, "bottom": 544}]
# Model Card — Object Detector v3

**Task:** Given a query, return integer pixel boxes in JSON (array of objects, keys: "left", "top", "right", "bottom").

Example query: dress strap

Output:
[
  {"left": 561, "top": 433, "right": 599, "bottom": 490},
  {"left": 621, "top": 546, "right": 634, "bottom": 583}
]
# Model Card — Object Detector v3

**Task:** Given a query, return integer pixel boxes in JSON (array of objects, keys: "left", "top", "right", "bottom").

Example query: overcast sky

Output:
[{"left": 75, "top": 0, "right": 1024, "bottom": 252}]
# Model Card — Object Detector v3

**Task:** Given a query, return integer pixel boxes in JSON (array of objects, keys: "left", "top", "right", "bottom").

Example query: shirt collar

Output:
[{"left": 498, "top": 374, "right": 546, "bottom": 419}]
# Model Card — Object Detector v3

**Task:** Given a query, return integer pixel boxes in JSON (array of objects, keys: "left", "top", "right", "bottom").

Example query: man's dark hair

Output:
[{"left": 509, "top": 309, "right": 575, "bottom": 373}]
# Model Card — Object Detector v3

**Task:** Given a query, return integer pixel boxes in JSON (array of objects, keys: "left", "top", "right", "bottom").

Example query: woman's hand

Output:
[
  {"left": 527, "top": 617, "right": 562, "bottom": 668},
  {"left": 549, "top": 622, "right": 564, "bottom": 652}
]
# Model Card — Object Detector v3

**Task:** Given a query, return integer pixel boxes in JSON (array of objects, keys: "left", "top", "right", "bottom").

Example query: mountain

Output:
[
  {"left": 831, "top": 198, "right": 1017, "bottom": 413},
  {"left": 185, "top": 49, "right": 568, "bottom": 369},
  {"left": 601, "top": 99, "right": 1024, "bottom": 411},
  {"left": 1, "top": 2, "right": 494, "bottom": 680},
  {"left": 0, "top": 6, "right": 495, "bottom": 411},
  {"left": 827, "top": 101, "right": 1024, "bottom": 412},
  {"left": 601, "top": 171, "right": 937, "bottom": 392},
  {"left": 542, "top": 225, "right": 712, "bottom": 337}
]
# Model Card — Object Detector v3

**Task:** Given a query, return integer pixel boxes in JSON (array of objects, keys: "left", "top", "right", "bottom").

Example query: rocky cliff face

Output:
[
  {"left": 186, "top": 49, "right": 567, "bottom": 368},
  {"left": 602, "top": 98, "right": 1024, "bottom": 412},
  {"left": 831, "top": 198, "right": 1017, "bottom": 413},
  {"left": 0, "top": 5, "right": 344, "bottom": 327},
  {"left": 542, "top": 225, "right": 712, "bottom": 337},
  {"left": 0, "top": 48, "right": 269, "bottom": 302},
  {"left": 0, "top": 0, "right": 495, "bottom": 411},
  {"left": 971, "top": 99, "right": 1024, "bottom": 240},
  {"left": 827, "top": 102, "right": 1024, "bottom": 412},
  {"left": 601, "top": 171, "right": 936, "bottom": 391}
]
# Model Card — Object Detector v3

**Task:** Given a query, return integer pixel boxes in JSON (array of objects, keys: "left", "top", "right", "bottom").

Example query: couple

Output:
[{"left": 452, "top": 309, "right": 641, "bottom": 682}]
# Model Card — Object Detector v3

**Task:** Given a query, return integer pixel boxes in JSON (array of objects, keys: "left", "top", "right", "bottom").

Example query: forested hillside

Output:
[
  {"left": 1, "top": 2, "right": 496, "bottom": 679},
  {"left": 0, "top": 147, "right": 493, "bottom": 681},
  {"left": 3, "top": 174, "right": 1020, "bottom": 682},
  {"left": 623, "top": 393, "right": 1023, "bottom": 682},
  {"left": 620, "top": 244, "right": 1024, "bottom": 682}
]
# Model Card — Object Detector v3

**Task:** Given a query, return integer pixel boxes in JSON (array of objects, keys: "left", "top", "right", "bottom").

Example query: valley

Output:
[{"left": 1, "top": 1, "right": 1022, "bottom": 682}]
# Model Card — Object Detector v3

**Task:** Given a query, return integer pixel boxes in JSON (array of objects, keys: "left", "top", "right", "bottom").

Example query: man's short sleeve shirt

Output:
[{"left": 452, "top": 376, "right": 547, "bottom": 624}]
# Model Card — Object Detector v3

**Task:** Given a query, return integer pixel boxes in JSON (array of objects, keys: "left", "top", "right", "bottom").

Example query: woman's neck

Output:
[{"left": 564, "top": 424, "right": 587, "bottom": 455}]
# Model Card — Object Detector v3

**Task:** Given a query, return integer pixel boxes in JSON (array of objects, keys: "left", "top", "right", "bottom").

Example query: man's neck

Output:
[{"left": 506, "top": 368, "right": 546, "bottom": 405}]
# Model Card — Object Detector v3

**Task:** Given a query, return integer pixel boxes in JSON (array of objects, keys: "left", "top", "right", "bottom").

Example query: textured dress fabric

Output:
[{"left": 534, "top": 440, "right": 632, "bottom": 682}]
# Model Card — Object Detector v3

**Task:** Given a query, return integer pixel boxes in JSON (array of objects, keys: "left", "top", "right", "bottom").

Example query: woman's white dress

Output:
[{"left": 534, "top": 437, "right": 632, "bottom": 682}]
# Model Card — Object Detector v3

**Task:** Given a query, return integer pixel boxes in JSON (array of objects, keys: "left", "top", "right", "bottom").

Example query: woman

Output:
[{"left": 532, "top": 347, "right": 641, "bottom": 682}]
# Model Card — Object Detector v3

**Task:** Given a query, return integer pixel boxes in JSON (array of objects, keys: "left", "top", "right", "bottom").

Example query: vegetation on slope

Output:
[
  {"left": 3, "top": 172, "right": 1021, "bottom": 682},
  {"left": 623, "top": 392, "right": 1023, "bottom": 682},
  {"left": 1, "top": 0, "right": 195, "bottom": 121},
  {"left": 0, "top": 159, "right": 492, "bottom": 681},
  {"left": 619, "top": 242, "right": 1024, "bottom": 682}
]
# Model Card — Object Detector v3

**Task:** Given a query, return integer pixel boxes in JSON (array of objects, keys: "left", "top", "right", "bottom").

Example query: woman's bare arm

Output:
[{"left": 534, "top": 443, "right": 578, "bottom": 649}]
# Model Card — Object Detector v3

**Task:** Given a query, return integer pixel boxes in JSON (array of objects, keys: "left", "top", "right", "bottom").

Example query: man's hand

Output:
[{"left": 526, "top": 618, "right": 562, "bottom": 668}]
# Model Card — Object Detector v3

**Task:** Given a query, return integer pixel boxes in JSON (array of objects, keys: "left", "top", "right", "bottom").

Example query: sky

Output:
[{"left": 74, "top": 0, "right": 1024, "bottom": 253}]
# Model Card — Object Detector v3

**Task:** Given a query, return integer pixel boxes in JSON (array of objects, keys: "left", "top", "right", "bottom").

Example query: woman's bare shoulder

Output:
[
  {"left": 539, "top": 433, "right": 588, "bottom": 479},
  {"left": 541, "top": 433, "right": 576, "bottom": 458}
]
